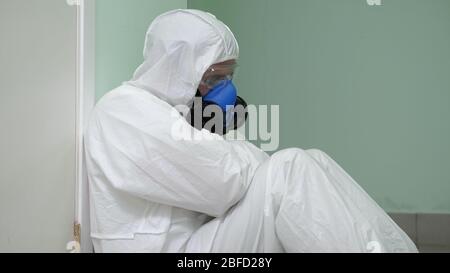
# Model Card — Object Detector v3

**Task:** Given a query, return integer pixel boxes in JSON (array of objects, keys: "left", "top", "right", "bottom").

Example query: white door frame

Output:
[{"left": 71, "top": 0, "right": 96, "bottom": 253}]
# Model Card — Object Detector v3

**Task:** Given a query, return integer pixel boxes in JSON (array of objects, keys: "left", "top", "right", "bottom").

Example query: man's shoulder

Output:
[
  {"left": 96, "top": 84, "right": 171, "bottom": 111},
  {"left": 96, "top": 84, "right": 144, "bottom": 106},
  {"left": 93, "top": 84, "right": 178, "bottom": 123}
]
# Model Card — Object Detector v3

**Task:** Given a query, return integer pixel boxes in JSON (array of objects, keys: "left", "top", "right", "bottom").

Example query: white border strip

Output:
[{"left": 73, "top": 0, "right": 95, "bottom": 253}]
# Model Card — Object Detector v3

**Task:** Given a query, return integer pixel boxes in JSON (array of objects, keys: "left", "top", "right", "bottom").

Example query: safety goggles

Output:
[{"left": 200, "top": 63, "right": 239, "bottom": 88}]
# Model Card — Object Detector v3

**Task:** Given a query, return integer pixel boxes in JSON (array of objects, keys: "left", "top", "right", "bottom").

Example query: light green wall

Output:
[
  {"left": 95, "top": 0, "right": 450, "bottom": 213},
  {"left": 96, "top": 0, "right": 187, "bottom": 100},
  {"left": 188, "top": 0, "right": 450, "bottom": 213}
]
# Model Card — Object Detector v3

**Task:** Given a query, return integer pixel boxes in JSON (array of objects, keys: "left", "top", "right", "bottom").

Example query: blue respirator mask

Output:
[{"left": 189, "top": 79, "right": 248, "bottom": 135}]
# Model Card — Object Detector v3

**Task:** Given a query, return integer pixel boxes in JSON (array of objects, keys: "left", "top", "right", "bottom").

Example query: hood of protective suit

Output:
[{"left": 126, "top": 9, "right": 240, "bottom": 107}]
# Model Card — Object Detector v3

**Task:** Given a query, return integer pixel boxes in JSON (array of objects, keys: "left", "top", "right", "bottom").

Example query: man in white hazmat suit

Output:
[{"left": 84, "top": 9, "right": 418, "bottom": 253}]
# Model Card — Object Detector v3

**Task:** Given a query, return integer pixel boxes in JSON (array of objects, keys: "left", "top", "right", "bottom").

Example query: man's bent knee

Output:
[{"left": 269, "top": 148, "right": 319, "bottom": 172}]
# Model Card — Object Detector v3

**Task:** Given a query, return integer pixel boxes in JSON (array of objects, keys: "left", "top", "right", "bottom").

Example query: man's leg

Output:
[
  {"left": 272, "top": 149, "right": 417, "bottom": 252},
  {"left": 187, "top": 148, "right": 418, "bottom": 253},
  {"left": 185, "top": 156, "right": 284, "bottom": 252}
]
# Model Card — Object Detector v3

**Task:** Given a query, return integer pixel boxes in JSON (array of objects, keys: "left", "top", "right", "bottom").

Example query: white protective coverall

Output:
[{"left": 84, "top": 9, "right": 418, "bottom": 253}]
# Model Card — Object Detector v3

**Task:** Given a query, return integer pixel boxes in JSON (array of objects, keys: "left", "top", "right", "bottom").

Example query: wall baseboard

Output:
[{"left": 388, "top": 213, "right": 450, "bottom": 253}]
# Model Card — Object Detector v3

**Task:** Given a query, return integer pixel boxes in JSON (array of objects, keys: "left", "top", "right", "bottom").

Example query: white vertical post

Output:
[{"left": 74, "top": 0, "right": 96, "bottom": 253}]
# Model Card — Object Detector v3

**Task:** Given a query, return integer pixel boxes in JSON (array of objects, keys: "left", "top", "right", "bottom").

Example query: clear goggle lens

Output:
[{"left": 201, "top": 64, "right": 239, "bottom": 88}]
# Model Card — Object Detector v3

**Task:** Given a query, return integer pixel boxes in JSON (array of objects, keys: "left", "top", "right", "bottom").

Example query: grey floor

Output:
[{"left": 389, "top": 213, "right": 450, "bottom": 253}]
